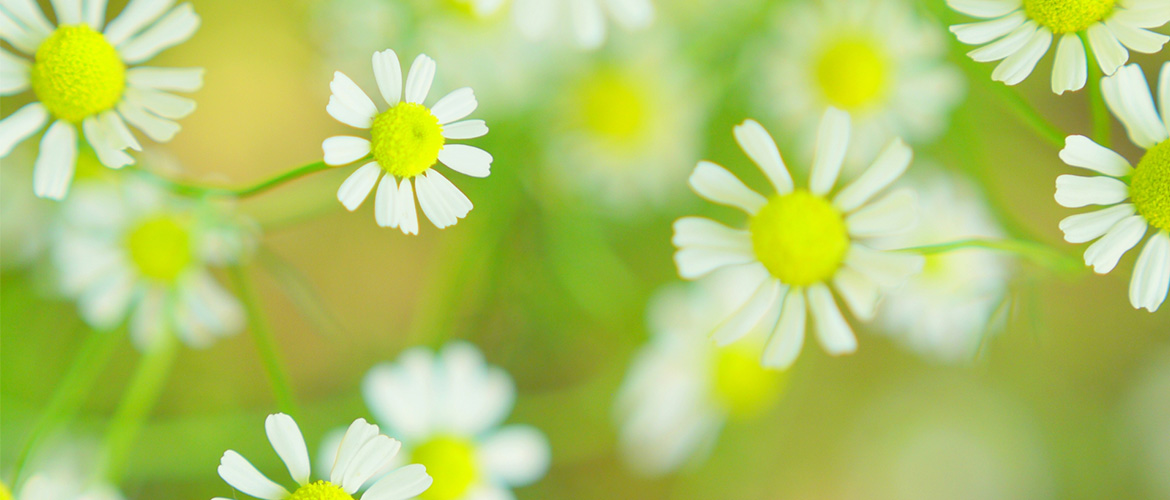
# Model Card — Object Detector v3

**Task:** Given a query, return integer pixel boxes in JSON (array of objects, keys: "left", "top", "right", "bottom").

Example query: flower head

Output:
[{"left": 509, "top": 0, "right": 654, "bottom": 49}]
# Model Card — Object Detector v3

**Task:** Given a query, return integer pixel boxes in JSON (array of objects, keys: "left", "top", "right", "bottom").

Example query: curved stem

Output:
[
  {"left": 9, "top": 329, "right": 122, "bottom": 485},
  {"left": 156, "top": 161, "right": 332, "bottom": 199},
  {"left": 101, "top": 335, "right": 178, "bottom": 484},
  {"left": 897, "top": 238, "right": 1084, "bottom": 277},
  {"left": 229, "top": 265, "right": 300, "bottom": 416}
]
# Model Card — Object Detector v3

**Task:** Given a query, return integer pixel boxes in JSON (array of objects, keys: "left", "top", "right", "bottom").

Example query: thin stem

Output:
[
  {"left": 229, "top": 265, "right": 300, "bottom": 416},
  {"left": 1083, "top": 34, "right": 1112, "bottom": 148},
  {"left": 101, "top": 335, "right": 178, "bottom": 484},
  {"left": 150, "top": 161, "right": 332, "bottom": 199},
  {"left": 898, "top": 238, "right": 1084, "bottom": 277},
  {"left": 9, "top": 329, "right": 122, "bottom": 485}
]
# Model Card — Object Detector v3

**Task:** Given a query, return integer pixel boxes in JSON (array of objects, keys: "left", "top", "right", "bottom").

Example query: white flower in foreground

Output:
[
  {"left": 512, "top": 0, "right": 654, "bottom": 49},
  {"left": 615, "top": 272, "right": 787, "bottom": 476},
  {"left": 0, "top": 0, "right": 203, "bottom": 199},
  {"left": 873, "top": 171, "right": 1010, "bottom": 363},
  {"left": 320, "top": 342, "right": 550, "bottom": 500},
  {"left": 673, "top": 108, "right": 924, "bottom": 368},
  {"left": 323, "top": 50, "right": 491, "bottom": 234},
  {"left": 215, "top": 414, "right": 432, "bottom": 500},
  {"left": 763, "top": 0, "right": 963, "bottom": 163},
  {"left": 1055, "top": 62, "right": 1170, "bottom": 312},
  {"left": 52, "top": 178, "right": 249, "bottom": 350},
  {"left": 947, "top": 0, "right": 1169, "bottom": 94}
]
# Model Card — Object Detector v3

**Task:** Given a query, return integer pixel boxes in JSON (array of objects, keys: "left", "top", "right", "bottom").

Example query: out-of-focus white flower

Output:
[
  {"left": 6, "top": 436, "right": 123, "bottom": 500},
  {"left": 510, "top": 0, "right": 654, "bottom": 49}
]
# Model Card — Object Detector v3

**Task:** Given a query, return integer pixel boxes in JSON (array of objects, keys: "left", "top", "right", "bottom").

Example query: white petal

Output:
[
  {"left": 126, "top": 67, "right": 203, "bottom": 92},
  {"left": 363, "top": 356, "right": 434, "bottom": 440},
  {"left": 1059, "top": 204, "right": 1137, "bottom": 243},
  {"left": 946, "top": 0, "right": 1021, "bottom": 18},
  {"left": 337, "top": 162, "right": 381, "bottom": 211},
  {"left": 968, "top": 20, "right": 1037, "bottom": 62},
  {"left": 478, "top": 426, "right": 550, "bottom": 487},
  {"left": 328, "top": 71, "right": 378, "bottom": 128},
  {"left": 846, "top": 188, "right": 917, "bottom": 237},
  {"left": 1087, "top": 23, "right": 1128, "bottom": 75},
  {"left": 0, "top": 7, "right": 42, "bottom": 54},
  {"left": 372, "top": 48, "right": 402, "bottom": 106},
  {"left": 438, "top": 144, "right": 492, "bottom": 177},
  {"left": 763, "top": 288, "right": 806, "bottom": 369},
  {"left": 950, "top": 11, "right": 1026, "bottom": 44},
  {"left": 404, "top": 54, "right": 436, "bottom": 104},
  {"left": 809, "top": 107, "right": 851, "bottom": 196},
  {"left": 1102, "top": 64, "right": 1169, "bottom": 148},
  {"left": 1059, "top": 135, "right": 1133, "bottom": 176},
  {"left": 81, "top": 116, "right": 134, "bottom": 168},
  {"left": 734, "top": 119, "right": 793, "bottom": 194},
  {"left": 1052, "top": 33, "right": 1087, "bottom": 94},
  {"left": 124, "top": 86, "right": 196, "bottom": 119},
  {"left": 101, "top": 110, "right": 141, "bottom": 151},
  {"left": 415, "top": 172, "right": 454, "bottom": 229},
  {"left": 218, "top": 450, "right": 290, "bottom": 500},
  {"left": 363, "top": 464, "right": 433, "bottom": 500},
  {"left": 430, "top": 87, "right": 477, "bottom": 125},
  {"left": 570, "top": 0, "right": 606, "bottom": 49},
  {"left": 342, "top": 434, "right": 401, "bottom": 493},
  {"left": 833, "top": 138, "right": 913, "bottom": 212},
  {"left": 604, "top": 0, "right": 653, "bottom": 28},
  {"left": 0, "top": 48, "right": 30, "bottom": 95},
  {"left": 1054, "top": 174, "right": 1129, "bottom": 208},
  {"left": 116, "top": 3, "right": 200, "bottom": 64},
  {"left": 514, "top": 0, "right": 555, "bottom": 40},
  {"left": 51, "top": 0, "right": 82, "bottom": 25},
  {"left": 844, "top": 244, "right": 925, "bottom": 287},
  {"left": 713, "top": 279, "right": 782, "bottom": 345},
  {"left": 1106, "top": 17, "right": 1169, "bottom": 54},
  {"left": 689, "top": 161, "right": 767, "bottom": 214},
  {"left": 0, "top": 101, "right": 47, "bottom": 156},
  {"left": 426, "top": 169, "right": 472, "bottom": 221},
  {"left": 33, "top": 120, "right": 78, "bottom": 200},
  {"left": 103, "top": 0, "right": 175, "bottom": 46},
  {"left": 330, "top": 418, "right": 380, "bottom": 485},
  {"left": 807, "top": 283, "right": 856, "bottom": 356},
  {"left": 1161, "top": 61, "right": 1170, "bottom": 134},
  {"left": 322, "top": 135, "right": 371, "bottom": 166},
  {"left": 671, "top": 217, "right": 752, "bottom": 252},
  {"left": 441, "top": 119, "right": 488, "bottom": 140},
  {"left": 265, "top": 413, "right": 311, "bottom": 486},
  {"left": 374, "top": 175, "right": 398, "bottom": 228},
  {"left": 117, "top": 99, "right": 180, "bottom": 142},
  {"left": 992, "top": 26, "right": 1052, "bottom": 86},
  {"left": 78, "top": 269, "right": 135, "bottom": 329},
  {"left": 82, "top": 0, "right": 108, "bottom": 29},
  {"left": 2, "top": 0, "right": 53, "bottom": 41},
  {"left": 674, "top": 247, "right": 756, "bottom": 280},
  {"left": 1130, "top": 231, "right": 1170, "bottom": 312},
  {"left": 832, "top": 268, "right": 879, "bottom": 321},
  {"left": 1084, "top": 215, "right": 1147, "bottom": 273},
  {"left": 395, "top": 178, "right": 419, "bottom": 235}
]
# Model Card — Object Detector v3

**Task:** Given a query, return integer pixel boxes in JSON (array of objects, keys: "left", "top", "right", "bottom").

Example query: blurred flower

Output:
[
  {"left": 511, "top": 0, "right": 654, "bottom": 49},
  {"left": 872, "top": 170, "right": 1010, "bottom": 363},
  {"left": 543, "top": 35, "right": 706, "bottom": 209},
  {"left": 51, "top": 176, "right": 251, "bottom": 350},
  {"left": 615, "top": 271, "right": 788, "bottom": 475},
  {"left": 320, "top": 342, "right": 550, "bottom": 500},
  {"left": 215, "top": 413, "right": 432, "bottom": 500},
  {"left": 948, "top": 0, "right": 1169, "bottom": 94},
  {"left": 0, "top": 0, "right": 203, "bottom": 199},
  {"left": 5, "top": 436, "right": 123, "bottom": 500},
  {"left": 1054, "top": 62, "right": 1170, "bottom": 312},
  {"left": 761, "top": 0, "right": 963, "bottom": 164},
  {"left": 323, "top": 50, "right": 492, "bottom": 234},
  {"left": 673, "top": 109, "right": 924, "bottom": 368}
]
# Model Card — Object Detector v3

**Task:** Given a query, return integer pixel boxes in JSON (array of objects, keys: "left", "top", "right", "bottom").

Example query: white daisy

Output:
[
  {"left": 319, "top": 342, "right": 550, "bottom": 500},
  {"left": 615, "top": 271, "right": 787, "bottom": 476},
  {"left": 512, "top": 0, "right": 654, "bottom": 49},
  {"left": 673, "top": 108, "right": 925, "bottom": 368},
  {"left": 215, "top": 413, "right": 432, "bottom": 500},
  {"left": 1054, "top": 62, "right": 1170, "bottom": 312},
  {"left": 0, "top": 0, "right": 203, "bottom": 199},
  {"left": 5, "top": 440, "right": 124, "bottom": 500},
  {"left": 762, "top": 0, "right": 964, "bottom": 164},
  {"left": 947, "top": 0, "right": 1170, "bottom": 94},
  {"left": 322, "top": 50, "right": 492, "bottom": 234},
  {"left": 51, "top": 177, "right": 250, "bottom": 351},
  {"left": 873, "top": 170, "right": 1010, "bottom": 363}
]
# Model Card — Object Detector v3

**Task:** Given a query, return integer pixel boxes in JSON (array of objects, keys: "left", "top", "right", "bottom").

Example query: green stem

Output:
[
  {"left": 1083, "top": 34, "right": 1112, "bottom": 148},
  {"left": 101, "top": 335, "right": 178, "bottom": 484},
  {"left": 152, "top": 161, "right": 332, "bottom": 199},
  {"left": 9, "top": 329, "right": 122, "bottom": 485},
  {"left": 898, "top": 238, "right": 1084, "bottom": 277},
  {"left": 229, "top": 265, "right": 300, "bottom": 416}
]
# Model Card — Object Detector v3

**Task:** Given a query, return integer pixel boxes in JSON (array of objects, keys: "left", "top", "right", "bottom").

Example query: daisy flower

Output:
[
  {"left": 320, "top": 342, "right": 550, "bottom": 500},
  {"left": 873, "top": 170, "right": 1010, "bottom": 363},
  {"left": 615, "top": 272, "right": 787, "bottom": 475},
  {"left": 1054, "top": 62, "right": 1170, "bottom": 312},
  {"left": 947, "top": 0, "right": 1170, "bottom": 94},
  {"left": 762, "top": 0, "right": 964, "bottom": 164},
  {"left": 52, "top": 177, "right": 250, "bottom": 350},
  {"left": 322, "top": 50, "right": 492, "bottom": 234},
  {"left": 5, "top": 437, "right": 124, "bottom": 500},
  {"left": 0, "top": 0, "right": 203, "bottom": 199},
  {"left": 215, "top": 413, "right": 432, "bottom": 500},
  {"left": 673, "top": 108, "right": 924, "bottom": 368},
  {"left": 512, "top": 0, "right": 654, "bottom": 49}
]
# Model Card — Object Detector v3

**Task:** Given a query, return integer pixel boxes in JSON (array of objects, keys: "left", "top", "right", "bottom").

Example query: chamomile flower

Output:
[
  {"left": 1055, "top": 63, "right": 1170, "bottom": 312},
  {"left": 5, "top": 439, "right": 124, "bottom": 500},
  {"left": 0, "top": 0, "right": 203, "bottom": 199},
  {"left": 673, "top": 108, "right": 924, "bottom": 368},
  {"left": 320, "top": 342, "right": 550, "bottom": 500},
  {"left": 615, "top": 272, "right": 787, "bottom": 476},
  {"left": 947, "top": 0, "right": 1170, "bottom": 94},
  {"left": 323, "top": 50, "right": 491, "bottom": 234},
  {"left": 873, "top": 171, "right": 1010, "bottom": 363},
  {"left": 762, "top": 0, "right": 964, "bottom": 164},
  {"left": 51, "top": 177, "right": 250, "bottom": 350},
  {"left": 512, "top": 0, "right": 654, "bottom": 49},
  {"left": 215, "top": 413, "right": 432, "bottom": 500}
]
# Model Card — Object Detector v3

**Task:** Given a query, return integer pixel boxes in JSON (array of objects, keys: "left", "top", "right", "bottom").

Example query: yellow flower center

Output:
[
  {"left": 750, "top": 190, "right": 850, "bottom": 286},
  {"left": 126, "top": 216, "right": 193, "bottom": 282},
  {"left": 289, "top": 480, "right": 354, "bottom": 500},
  {"left": 1023, "top": 0, "right": 1115, "bottom": 34},
  {"left": 1131, "top": 140, "right": 1170, "bottom": 232},
  {"left": 711, "top": 344, "right": 787, "bottom": 419},
  {"left": 576, "top": 70, "right": 650, "bottom": 145},
  {"left": 370, "top": 102, "right": 445, "bottom": 179},
  {"left": 411, "top": 436, "right": 478, "bottom": 500},
  {"left": 814, "top": 36, "right": 888, "bottom": 111},
  {"left": 31, "top": 25, "right": 126, "bottom": 123}
]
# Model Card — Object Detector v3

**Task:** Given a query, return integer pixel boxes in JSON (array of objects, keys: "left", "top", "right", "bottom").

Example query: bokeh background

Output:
[{"left": 3, "top": 0, "right": 1170, "bottom": 498}]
